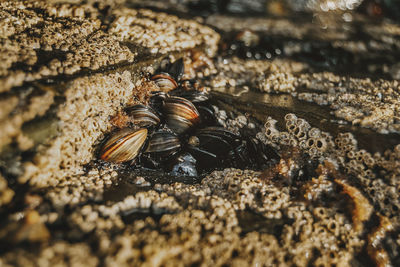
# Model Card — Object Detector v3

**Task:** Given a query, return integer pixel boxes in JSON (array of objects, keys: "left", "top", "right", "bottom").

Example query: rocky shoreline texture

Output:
[{"left": 1, "top": 1, "right": 400, "bottom": 266}]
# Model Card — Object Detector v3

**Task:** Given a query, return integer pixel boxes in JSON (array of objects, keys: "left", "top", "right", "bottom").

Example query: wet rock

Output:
[{"left": 1, "top": 0, "right": 400, "bottom": 266}]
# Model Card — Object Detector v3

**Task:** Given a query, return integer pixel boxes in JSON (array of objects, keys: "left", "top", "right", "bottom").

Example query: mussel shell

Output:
[
  {"left": 156, "top": 57, "right": 184, "bottom": 81},
  {"left": 163, "top": 96, "right": 200, "bottom": 134},
  {"left": 188, "top": 127, "right": 243, "bottom": 171},
  {"left": 151, "top": 73, "right": 178, "bottom": 92},
  {"left": 187, "top": 145, "right": 218, "bottom": 173},
  {"left": 197, "top": 126, "right": 240, "bottom": 142},
  {"left": 196, "top": 103, "right": 217, "bottom": 125},
  {"left": 149, "top": 91, "right": 169, "bottom": 113},
  {"left": 165, "top": 114, "right": 194, "bottom": 134},
  {"left": 145, "top": 131, "right": 181, "bottom": 157},
  {"left": 168, "top": 58, "right": 184, "bottom": 81},
  {"left": 150, "top": 91, "right": 169, "bottom": 99},
  {"left": 193, "top": 127, "right": 241, "bottom": 157},
  {"left": 170, "top": 89, "right": 209, "bottom": 103},
  {"left": 170, "top": 89, "right": 216, "bottom": 125},
  {"left": 125, "top": 104, "right": 160, "bottom": 128},
  {"left": 100, "top": 128, "right": 148, "bottom": 163}
]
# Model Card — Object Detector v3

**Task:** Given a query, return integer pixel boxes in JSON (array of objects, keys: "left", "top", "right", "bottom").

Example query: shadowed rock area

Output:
[{"left": 1, "top": 0, "right": 400, "bottom": 266}]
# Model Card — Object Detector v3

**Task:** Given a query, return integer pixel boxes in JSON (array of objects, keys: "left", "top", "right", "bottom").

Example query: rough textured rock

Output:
[
  {"left": 1, "top": 0, "right": 400, "bottom": 266},
  {"left": 0, "top": 0, "right": 219, "bottom": 187}
]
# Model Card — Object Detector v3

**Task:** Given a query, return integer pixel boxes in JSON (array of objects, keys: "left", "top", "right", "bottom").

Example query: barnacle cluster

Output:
[
  {"left": 1, "top": 0, "right": 400, "bottom": 266},
  {"left": 257, "top": 112, "right": 400, "bottom": 265},
  {"left": 297, "top": 73, "right": 400, "bottom": 134},
  {"left": 260, "top": 114, "right": 334, "bottom": 159},
  {"left": 0, "top": 0, "right": 219, "bottom": 92}
]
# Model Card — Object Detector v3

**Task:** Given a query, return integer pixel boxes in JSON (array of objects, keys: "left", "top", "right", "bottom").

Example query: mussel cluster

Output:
[{"left": 99, "top": 58, "right": 276, "bottom": 176}]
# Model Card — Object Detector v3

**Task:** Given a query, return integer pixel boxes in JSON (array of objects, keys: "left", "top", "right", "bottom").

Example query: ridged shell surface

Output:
[
  {"left": 151, "top": 73, "right": 178, "bottom": 92},
  {"left": 100, "top": 128, "right": 148, "bottom": 163},
  {"left": 125, "top": 104, "right": 160, "bottom": 127},
  {"left": 172, "top": 90, "right": 209, "bottom": 103},
  {"left": 145, "top": 131, "right": 181, "bottom": 156},
  {"left": 164, "top": 96, "right": 200, "bottom": 133}
]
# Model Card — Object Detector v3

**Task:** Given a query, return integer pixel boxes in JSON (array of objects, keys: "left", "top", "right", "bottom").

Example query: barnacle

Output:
[{"left": 2, "top": 1, "right": 400, "bottom": 266}]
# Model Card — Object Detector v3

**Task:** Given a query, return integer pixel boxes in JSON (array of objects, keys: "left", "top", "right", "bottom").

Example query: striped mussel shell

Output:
[
  {"left": 163, "top": 96, "right": 200, "bottom": 134},
  {"left": 100, "top": 128, "right": 148, "bottom": 163},
  {"left": 151, "top": 72, "right": 178, "bottom": 92},
  {"left": 149, "top": 91, "right": 169, "bottom": 113},
  {"left": 197, "top": 126, "right": 239, "bottom": 140},
  {"left": 189, "top": 127, "right": 244, "bottom": 170},
  {"left": 194, "top": 126, "right": 241, "bottom": 157},
  {"left": 125, "top": 104, "right": 160, "bottom": 128},
  {"left": 145, "top": 130, "right": 181, "bottom": 157},
  {"left": 171, "top": 89, "right": 209, "bottom": 103}
]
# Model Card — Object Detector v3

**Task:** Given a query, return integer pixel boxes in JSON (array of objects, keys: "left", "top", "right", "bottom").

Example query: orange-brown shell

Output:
[
  {"left": 100, "top": 128, "right": 148, "bottom": 163},
  {"left": 163, "top": 96, "right": 200, "bottom": 134},
  {"left": 151, "top": 73, "right": 178, "bottom": 92}
]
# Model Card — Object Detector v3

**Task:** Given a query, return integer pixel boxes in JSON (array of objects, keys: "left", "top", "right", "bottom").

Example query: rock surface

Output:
[{"left": 1, "top": 0, "right": 400, "bottom": 266}]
